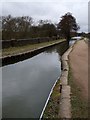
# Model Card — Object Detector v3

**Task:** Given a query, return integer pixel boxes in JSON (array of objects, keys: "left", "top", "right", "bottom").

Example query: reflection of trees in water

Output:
[
  {"left": 56, "top": 42, "right": 68, "bottom": 56},
  {"left": 44, "top": 46, "right": 56, "bottom": 54},
  {"left": 44, "top": 42, "right": 68, "bottom": 60},
  {"left": 56, "top": 42, "right": 69, "bottom": 61}
]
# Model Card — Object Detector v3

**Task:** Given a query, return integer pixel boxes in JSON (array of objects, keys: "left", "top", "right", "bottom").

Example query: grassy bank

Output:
[
  {"left": 1, "top": 39, "right": 65, "bottom": 57},
  {"left": 68, "top": 63, "right": 88, "bottom": 118},
  {"left": 43, "top": 79, "right": 60, "bottom": 118}
]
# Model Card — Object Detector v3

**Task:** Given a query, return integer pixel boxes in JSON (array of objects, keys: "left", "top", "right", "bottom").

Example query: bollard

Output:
[{"left": 60, "top": 83, "right": 62, "bottom": 93}]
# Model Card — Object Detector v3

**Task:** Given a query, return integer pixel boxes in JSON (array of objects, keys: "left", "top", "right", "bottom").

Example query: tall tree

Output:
[{"left": 58, "top": 12, "right": 80, "bottom": 44}]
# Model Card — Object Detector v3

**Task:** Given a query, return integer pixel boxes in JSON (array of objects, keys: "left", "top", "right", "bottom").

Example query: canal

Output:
[{"left": 2, "top": 42, "right": 68, "bottom": 118}]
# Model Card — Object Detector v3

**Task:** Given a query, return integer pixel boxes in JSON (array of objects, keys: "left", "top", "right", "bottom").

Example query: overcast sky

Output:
[{"left": 1, "top": 0, "right": 89, "bottom": 32}]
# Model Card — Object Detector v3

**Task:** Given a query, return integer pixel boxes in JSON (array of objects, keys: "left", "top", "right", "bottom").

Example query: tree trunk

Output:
[{"left": 66, "top": 33, "right": 71, "bottom": 46}]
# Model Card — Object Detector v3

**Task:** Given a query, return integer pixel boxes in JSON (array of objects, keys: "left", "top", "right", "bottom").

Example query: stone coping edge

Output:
[{"left": 58, "top": 44, "right": 73, "bottom": 118}]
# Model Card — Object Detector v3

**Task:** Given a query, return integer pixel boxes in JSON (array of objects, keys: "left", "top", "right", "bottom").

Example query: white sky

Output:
[{"left": 0, "top": 0, "right": 89, "bottom": 32}]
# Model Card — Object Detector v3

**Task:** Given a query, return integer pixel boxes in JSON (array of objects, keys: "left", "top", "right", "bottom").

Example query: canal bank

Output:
[
  {"left": 43, "top": 38, "right": 88, "bottom": 119},
  {"left": 43, "top": 39, "right": 88, "bottom": 119},
  {"left": 43, "top": 42, "right": 73, "bottom": 118},
  {"left": 58, "top": 44, "right": 73, "bottom": 118},
  {"left": 1, "top": 39, "right": 66, "bottom": 66}
]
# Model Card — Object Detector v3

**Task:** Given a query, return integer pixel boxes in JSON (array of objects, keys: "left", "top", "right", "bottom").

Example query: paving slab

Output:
[{"left": 59, "top": 86, "right": 71, "bottom": 118}]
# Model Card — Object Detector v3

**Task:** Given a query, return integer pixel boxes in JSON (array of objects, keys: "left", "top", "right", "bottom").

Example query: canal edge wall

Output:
[
  {"left": 58, "top": 44, "right": 73, "bottom": 118},
  {"left": 1, "top": 40, "right": 66, "bottom": 66}
]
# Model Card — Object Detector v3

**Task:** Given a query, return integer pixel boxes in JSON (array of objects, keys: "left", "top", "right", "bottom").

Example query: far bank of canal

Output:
[
  {"left": 2, "top": 41, "right": 68, "bottom": 118},
  {"left": 1, "top": 40, "right": 65, "bottom": 66}
]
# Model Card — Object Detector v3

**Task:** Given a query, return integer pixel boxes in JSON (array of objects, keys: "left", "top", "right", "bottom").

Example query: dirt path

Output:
[{"left": 69, "top": 40, "right": 88, "bottom": 100}]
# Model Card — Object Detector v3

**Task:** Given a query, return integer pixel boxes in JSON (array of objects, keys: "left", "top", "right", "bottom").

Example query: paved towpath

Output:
[
  {"left": 59, "top": 39, "right": 88, "bottom": 118},
  {"left": 69, "top": 39, "right": 88, "bottom": 100}
]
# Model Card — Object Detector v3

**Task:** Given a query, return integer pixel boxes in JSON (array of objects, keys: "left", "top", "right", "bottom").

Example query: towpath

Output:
[{"left": 69, "top": 39, "right": 88, "bottom": 100}]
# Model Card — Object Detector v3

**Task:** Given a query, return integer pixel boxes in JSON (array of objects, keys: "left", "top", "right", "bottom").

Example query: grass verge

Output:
[
  {"left": 1, "top": 39, "right": 65, "bottom": 57},
  {"left": 43, "top": 79, "right": 60, "bottom": 118},
  {"left": 68, "top": 62, "right": 88, "bottom": 118}
]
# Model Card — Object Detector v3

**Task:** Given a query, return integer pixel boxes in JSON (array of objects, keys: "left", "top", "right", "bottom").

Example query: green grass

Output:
[
  {"left": 43, "top": 79, "right": 60, "bottom": 118},
  {"left": 68, "top": 63, "right": 88, "bottom": 118},
  {"left": 1, "top": 39, "right": 65, "bottom": 57}
]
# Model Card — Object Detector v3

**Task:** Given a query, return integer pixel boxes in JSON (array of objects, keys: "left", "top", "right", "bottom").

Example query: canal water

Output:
[{"left": 2, "top": 42, "right": 68, "bottom": 118}]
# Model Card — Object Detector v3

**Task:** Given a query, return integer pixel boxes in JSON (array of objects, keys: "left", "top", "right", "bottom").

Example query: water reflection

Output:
[
  {"left": 69, "top": 37, "right": 81, "bottom": 46},
  {"left": 69, "top": 40, "right": 76, "bottom": 46},
  {"left": 2, "top": 42, "right": 68, "bottom": 118}
]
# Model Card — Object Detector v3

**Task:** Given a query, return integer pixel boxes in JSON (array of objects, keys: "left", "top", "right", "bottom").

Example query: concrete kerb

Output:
[{"left": 59, "top": 45, "right": 73, "bottom": 118}]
